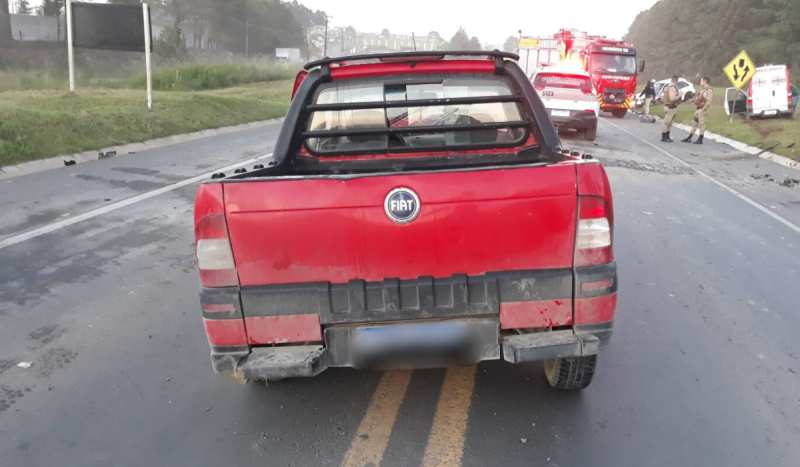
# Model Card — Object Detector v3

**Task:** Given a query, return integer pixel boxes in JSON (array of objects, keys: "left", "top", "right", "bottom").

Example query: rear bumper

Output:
[
  {"left": 748, "top": 109, "right": 793, "bottom": 117},
  {"left": 226, "top": 320, "right": 613, "bottom": 381},
  {"left": 550, "top": 111, "right": 598, "bottom": 131},
  {"left": 202, "top": 263, "right": 618, "bottom": 378}
]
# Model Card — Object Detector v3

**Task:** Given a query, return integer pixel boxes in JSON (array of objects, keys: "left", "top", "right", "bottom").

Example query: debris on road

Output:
[
  {"left": 750, "top": 174, "right": 771, "bottom": 180},
  {"left": 17, "top": 361, "right": 32, "bottom": 369},
  {"left": 521, "top": 438, "right": 528, "bottom": 444},
  {"left": 781, "top": 178, "right": 799, "bottom": 187}
]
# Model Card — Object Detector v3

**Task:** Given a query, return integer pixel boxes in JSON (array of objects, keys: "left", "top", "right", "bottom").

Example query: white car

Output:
[
  {"left": 636, "top": 78, "right": 697, "bottom": 107},
  {"left": 653, "top": 78, "right": 696, "bottom": 103},
  {"left": 532, "top": 67, "right": 600, "bottom": 141}
]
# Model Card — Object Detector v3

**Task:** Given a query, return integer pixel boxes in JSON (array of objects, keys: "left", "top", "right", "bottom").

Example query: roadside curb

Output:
[
  {"left": 632, "top": 111, "right": 798, "bottom": 171},
  {"left": 0, "top": 117, "right": 285, "bottom": 181}
]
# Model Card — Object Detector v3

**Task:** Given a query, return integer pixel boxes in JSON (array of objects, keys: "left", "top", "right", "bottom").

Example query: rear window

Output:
[
  {"left": 534, "top": 73, "right": 592, "bottom": 92},
  {"left": 305, "top": 78, "right": 528, "bottom": 154}
]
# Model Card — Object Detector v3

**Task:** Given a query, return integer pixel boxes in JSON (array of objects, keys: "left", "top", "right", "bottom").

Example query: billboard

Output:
[{"left": 71, "top": 2, "right": 152, "bottom": 52}]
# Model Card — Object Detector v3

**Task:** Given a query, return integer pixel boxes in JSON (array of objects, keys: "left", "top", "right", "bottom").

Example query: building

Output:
[
  {"left": 358, "top": 31, "right": 444, "bottom": 53},
  {"left": 9, "top": 14, "right": 65, "bottom": 42}
]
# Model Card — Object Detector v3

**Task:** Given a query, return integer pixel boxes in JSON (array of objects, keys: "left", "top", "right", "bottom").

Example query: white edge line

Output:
[
  {"left": 0, "top": 153, "right": 274, "bottom": 251},
  {"left": 602, "top": 119, "right": 800, "bottom": 236}
]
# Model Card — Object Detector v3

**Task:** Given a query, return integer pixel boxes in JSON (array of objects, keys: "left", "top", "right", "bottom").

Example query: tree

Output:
[
  {"left": 16, "top": 0, "right": 30, "bottom": 15},
  {"left": 1, "top": 0, "right": 13, "bottom": 43},
  {"left": 503, "top": 36, "right": 517, "bottom": 53},
  {"left": 446, "top": 28, "right": 482, "bottom": 51},
  {"left": 40, "top": 0, "right": 61, "bottom": 16},
  {"left": 40, "top": 0, "right": 62, "bottom": 41},
  {"left": 155, "top": 26, "right": 187, "bottom": 59},
  {"left": 287, "top": 0, "right": 326, "bottom": 27},
  {"left": 624, "top": 0, "right": 799, "bottom": 82},
  {"left": 447, "top": 27, "right": 470, "bottom": 50}
]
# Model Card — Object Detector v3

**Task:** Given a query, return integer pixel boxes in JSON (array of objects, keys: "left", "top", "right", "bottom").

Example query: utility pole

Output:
[
  {"left": 66, "top": 0, "right": 75, "bottom": 92},
  {"left": 323, "top": 14, "right": 330, "bottom": 56},
  {"left": 245, "top": 16, "right": 249, "bottom": 58}
]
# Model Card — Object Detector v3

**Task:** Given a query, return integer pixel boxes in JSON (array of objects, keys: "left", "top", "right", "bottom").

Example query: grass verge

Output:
[
  {"left": 128, "top": 64, "right": 298, "bottom": 91},
  {"left": 0, "top": 80, "right": 292, "bottom": 167},
  {"left": 645, "top": 87, "right": 800, "bottom": 161}
]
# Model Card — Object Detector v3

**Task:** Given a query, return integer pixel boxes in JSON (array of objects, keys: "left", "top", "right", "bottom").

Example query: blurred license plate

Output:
[
  {"left": 355, "top": 322, "right": 467, "bottom": 352},
  {"left": 552, "top": 109, "right": 570, "bottom": 117},
  {"left": 764, "top": 110, "right": 777, "bottom": 116}
]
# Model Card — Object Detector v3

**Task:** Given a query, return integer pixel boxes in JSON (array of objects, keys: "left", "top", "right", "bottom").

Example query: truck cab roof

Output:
[{"left": 225, "top": 51, "right": 580, "bottom": 180}]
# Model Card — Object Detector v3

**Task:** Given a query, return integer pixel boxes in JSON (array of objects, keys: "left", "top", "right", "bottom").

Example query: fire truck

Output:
[{"left": 553, "top": 29, "right": 645, "bottom": 118}]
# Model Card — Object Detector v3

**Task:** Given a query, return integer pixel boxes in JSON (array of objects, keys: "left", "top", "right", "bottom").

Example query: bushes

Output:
[{"left": 127, "top": 64, "right": 297, "bottom": 91}]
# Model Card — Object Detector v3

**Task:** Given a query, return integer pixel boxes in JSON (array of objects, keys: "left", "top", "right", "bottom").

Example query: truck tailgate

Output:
[{"left": 224, "top": 164, "right": 577, "bottom": 286}]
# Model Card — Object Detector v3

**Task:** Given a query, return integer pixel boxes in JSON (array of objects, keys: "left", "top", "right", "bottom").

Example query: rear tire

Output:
[
  {"left": 684, "top": 92, "right": 695, "bottom": 102},
  {"left": 612, "top": 109, "right": 627, "bottom": 119},
  {"left": 584, "top": 128, "right": 597, "bottom": 141},
  {"left": 544, "top": 355, "right": 597, "bottom": 390}
]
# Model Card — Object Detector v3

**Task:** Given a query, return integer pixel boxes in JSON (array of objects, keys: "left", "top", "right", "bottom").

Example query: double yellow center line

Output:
[{"left": 340, "top": 366, "right": 478, "bottom": 467}]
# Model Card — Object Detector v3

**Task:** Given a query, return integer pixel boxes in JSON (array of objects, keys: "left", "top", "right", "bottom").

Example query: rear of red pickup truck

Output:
[{"left": 194, "top": 51, "right": 617, "bottom": 390}]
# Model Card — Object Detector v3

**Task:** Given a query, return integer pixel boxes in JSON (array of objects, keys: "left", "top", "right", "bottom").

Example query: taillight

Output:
[
  {"left": 291, "top": 70, "right": 308, "bottom": 101},
  {"left": 585, "top": 109, "right": 596, "bottom": 114},
  {"left": 575, "top": 196, "right": 613, "bottom": 267},
  {"left": 195, "top": 184, "right": 239, "bottom": 287}
]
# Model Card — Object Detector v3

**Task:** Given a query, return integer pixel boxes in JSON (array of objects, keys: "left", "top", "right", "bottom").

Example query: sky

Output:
[
  {"left": 298, "top": 0, "right": 660, "bottom": 46},
  {"left": 21, "top": 0, "right": 659, "bottom": 46}
]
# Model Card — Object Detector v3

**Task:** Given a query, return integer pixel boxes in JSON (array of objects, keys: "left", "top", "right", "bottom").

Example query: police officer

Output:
[
  {"left": 682, "top": 77, "right": 713, "bottom": 144},
  {"left": 640, "top": 79, "right": 656, "bottom": 116},
  {"left": 661, "top": 76, "right": 681, "bottom": 143}
]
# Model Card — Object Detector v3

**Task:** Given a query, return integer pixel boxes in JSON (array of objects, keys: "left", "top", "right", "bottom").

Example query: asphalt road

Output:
[{"left": 1, "top": 113, "right": 799, "bottom": 467}]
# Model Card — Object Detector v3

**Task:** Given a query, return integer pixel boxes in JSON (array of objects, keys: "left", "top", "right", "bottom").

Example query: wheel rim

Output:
[{"left": 544, "top": 359, "right": 559, "bottom": 384}]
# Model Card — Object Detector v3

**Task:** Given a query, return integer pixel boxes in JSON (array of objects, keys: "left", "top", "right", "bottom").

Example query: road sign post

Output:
[
  {"left": 66, "top": 0, "right": 75, "bottom": 92},
  {"left": 724, "top": 50, "right": 756, "bottom": 90},
  {"left": 143, "top": 3, "right": 152, "bottom": 110},
  {"left": 723, "top": 50, "right": 756, "bottom": 122},
  {"left": 68, "top": 2, "right": 154, "bottom": 108}
]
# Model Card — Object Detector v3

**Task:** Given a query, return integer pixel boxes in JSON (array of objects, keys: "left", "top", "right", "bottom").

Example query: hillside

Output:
[{"left": 625, "top": 0, "right": 798, "bottom": 82}]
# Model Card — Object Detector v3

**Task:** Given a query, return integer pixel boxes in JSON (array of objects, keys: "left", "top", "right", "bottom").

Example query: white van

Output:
[
  {"left": 726, "top": 65, "right": 794, "bottom": 119},
  {"left": 533, "top": 67, "right": 600, "bottom": 141}
]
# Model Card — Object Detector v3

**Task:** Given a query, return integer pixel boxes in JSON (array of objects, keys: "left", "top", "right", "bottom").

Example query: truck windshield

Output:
[
  {"left": 306, "top": 78, "right": 528, "bottom": 154},
  {"left": 592, "top": 54, "right": 636, "bottom": 74}
]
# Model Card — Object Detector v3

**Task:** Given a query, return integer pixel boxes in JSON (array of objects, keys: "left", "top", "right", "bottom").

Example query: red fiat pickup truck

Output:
[{"left": 194, "top": 51, "right": 617, "bottom": 390}]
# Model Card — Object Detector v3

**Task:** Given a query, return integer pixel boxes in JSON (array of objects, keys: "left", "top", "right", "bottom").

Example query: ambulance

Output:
[{"left": 726, "top": 65, "right": 794, "bottom": 119}]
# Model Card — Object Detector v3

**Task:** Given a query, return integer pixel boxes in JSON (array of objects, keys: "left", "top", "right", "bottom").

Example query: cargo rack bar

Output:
[
  {"left": 306, "top": 95, "right": 523, "bottom": 112},
  {"left": 304, "top": 50, "right": 520, "bottom": 71},
  {"left": 300, "top": 120, "right": 531, "bottom": 139}
]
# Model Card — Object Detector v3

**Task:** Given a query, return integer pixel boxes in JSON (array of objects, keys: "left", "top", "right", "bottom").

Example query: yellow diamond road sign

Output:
[{"left": 724, "top": 50, "right": 756, "bottom": 90}]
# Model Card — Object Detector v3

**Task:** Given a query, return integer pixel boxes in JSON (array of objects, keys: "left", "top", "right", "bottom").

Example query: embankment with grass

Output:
[
  {"left": 0, "top": 65, "right": 296, "bottom": 167},
  {"left": 645, "top": 87, "right": 799, "bottom": 161}
]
